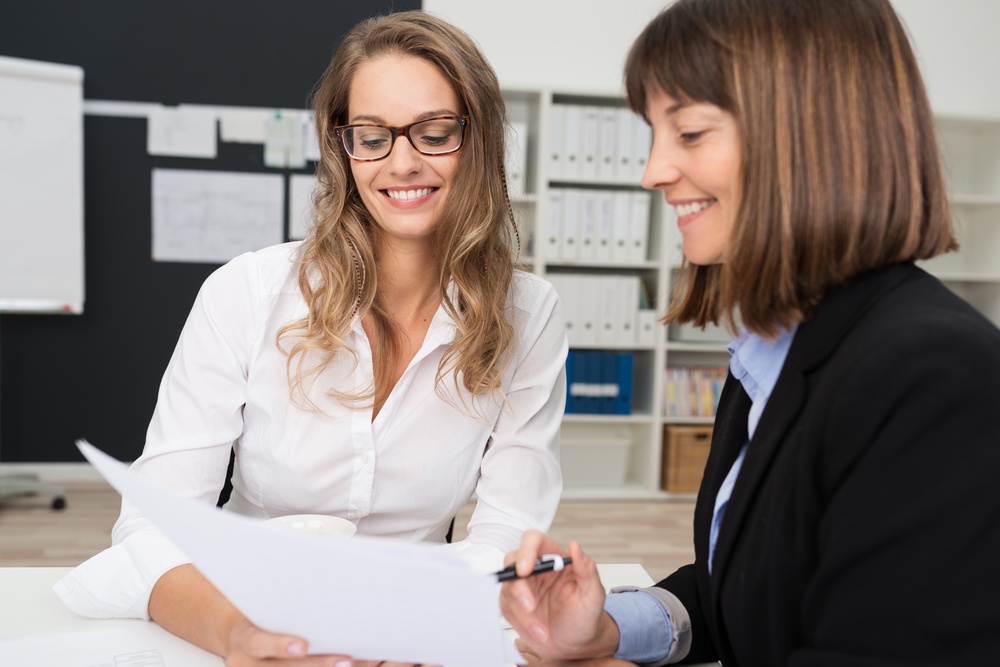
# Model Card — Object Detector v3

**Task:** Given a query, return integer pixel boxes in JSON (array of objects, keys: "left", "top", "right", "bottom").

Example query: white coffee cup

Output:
[{"left": 264, "top": 514, "right": 357, "bottom": 537}]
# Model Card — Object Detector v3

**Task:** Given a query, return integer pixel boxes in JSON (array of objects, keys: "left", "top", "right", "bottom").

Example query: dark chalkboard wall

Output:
[{"left": 0, "top": 0, "right": 420, "bottom": 463}]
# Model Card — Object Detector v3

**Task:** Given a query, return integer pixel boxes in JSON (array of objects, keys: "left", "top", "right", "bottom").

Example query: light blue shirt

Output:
[{"left": 605, "top": 326, "right": 796, "bottom": 663}]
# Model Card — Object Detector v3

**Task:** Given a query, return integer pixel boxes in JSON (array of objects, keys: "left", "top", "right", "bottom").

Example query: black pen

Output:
[{"left": 495, "top": 555, "right": 573, "bottom": 582}]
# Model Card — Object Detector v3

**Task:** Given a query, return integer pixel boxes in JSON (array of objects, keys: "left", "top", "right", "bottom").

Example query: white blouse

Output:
[{"left": 55, "top": 242, "right": 567, "bottom": 619}]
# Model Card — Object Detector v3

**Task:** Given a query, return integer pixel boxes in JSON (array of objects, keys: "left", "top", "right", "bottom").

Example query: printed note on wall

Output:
[{"left": 152, "top": 168, "right": 284, "bottom": 263}]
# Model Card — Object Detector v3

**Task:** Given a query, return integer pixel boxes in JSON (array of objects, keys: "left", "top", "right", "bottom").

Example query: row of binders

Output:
[
  {"left": 548, "top": 103, "right": 652, "bottom": 184},
  {"left": 544, "top": 188, "right": 651, "bottom": 263},
  {"left": 546, "top": 273, "right": 658, "bottom": 347},
  {"left": 566, "top": 350, "right": 634, "bottom": 415},
  {"left": 664, "top": 366, "right": 728, "bottom": 418}
]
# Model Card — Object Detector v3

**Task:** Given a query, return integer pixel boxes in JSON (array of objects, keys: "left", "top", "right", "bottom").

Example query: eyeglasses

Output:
[{"left": 333, "top": 116, "right": 469, "bottom": 161}]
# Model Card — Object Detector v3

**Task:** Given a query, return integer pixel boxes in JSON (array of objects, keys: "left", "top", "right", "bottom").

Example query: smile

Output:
[
  {"left": 675, "top": 199, "right": 717, "bottom": 217},
  {"left": 384, "top": 187, "right": 436, "bottom": 201}
]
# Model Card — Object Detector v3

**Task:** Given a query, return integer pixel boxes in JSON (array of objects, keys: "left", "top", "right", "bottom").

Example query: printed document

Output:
[{"left": 76, "top": 441, "right": 518, "bottom": 667}]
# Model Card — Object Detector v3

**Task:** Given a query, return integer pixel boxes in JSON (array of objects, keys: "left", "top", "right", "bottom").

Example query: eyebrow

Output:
[
  {"left": 664, "top": 101, "right": 687, "bottom": 117},
  {"left": 348, "top": 109, "right": 460, "bottom": 125}
]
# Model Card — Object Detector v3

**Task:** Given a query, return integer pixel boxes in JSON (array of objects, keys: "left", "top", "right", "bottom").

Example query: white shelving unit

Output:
[
  {"left": 919, "top": 115, "right": 1000, "bottom": 327},
  {"left": 505, "top": 92, "right": 1000, "bottom": 500},
  {"left": 503, "top": 88, "right": 729, "bottom": 500}
]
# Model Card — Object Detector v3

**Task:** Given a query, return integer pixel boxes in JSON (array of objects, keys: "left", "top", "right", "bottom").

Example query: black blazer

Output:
[{"left": 658, "top": 263, "right": 1000, "bottom": 666}]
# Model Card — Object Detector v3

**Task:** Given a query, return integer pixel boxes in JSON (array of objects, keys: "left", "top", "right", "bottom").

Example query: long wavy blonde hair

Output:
[{"left": 278, "top": 11, "right": 519, "bottom": 410}]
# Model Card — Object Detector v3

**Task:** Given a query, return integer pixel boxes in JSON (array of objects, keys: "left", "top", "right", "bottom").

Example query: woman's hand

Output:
[
  {"left": 223, "top": 616, "right": 349, "bottom": 666},
  {"left": 498, "top": 531, "right": 620, "bottom": 661}
]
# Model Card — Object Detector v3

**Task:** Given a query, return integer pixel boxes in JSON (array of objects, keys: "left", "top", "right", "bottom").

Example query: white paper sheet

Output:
[
  {"left": 77, "top": 441, "right": 515, "bottom": 667},
  {"left": 288, "top": 173, "right": 318, "bottom": 240},
  {"left": 0, "top": 624, "right": 223, "bottom": 667},
  {"left": 151, "top": 168, "right": 284, "bottom": 263},
  {"left": 147, "top": 106, "right": 218, "bottom": 159}
]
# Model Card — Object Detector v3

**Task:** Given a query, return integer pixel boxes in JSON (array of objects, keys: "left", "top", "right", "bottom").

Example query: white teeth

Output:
[
  {"left": 675, "top": 199, "right": 716, "bottom": 217},
  {"left": 386, "top": 188, "right": 432, "bottom": 201}
]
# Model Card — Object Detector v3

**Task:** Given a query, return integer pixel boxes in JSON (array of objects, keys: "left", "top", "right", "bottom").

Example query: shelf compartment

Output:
[{"left": 936, "top": 116, "right": 1000, "bottom": 196}]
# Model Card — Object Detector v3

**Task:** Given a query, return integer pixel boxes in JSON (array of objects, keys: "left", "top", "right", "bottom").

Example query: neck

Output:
[{"left": 375, "top": 239, "right": 442, "bottom": 325}]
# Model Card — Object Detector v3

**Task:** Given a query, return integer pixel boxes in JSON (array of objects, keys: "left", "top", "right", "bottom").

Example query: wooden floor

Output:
[{"left": 0, "top": 481, "right": 697, "bottom": 582}]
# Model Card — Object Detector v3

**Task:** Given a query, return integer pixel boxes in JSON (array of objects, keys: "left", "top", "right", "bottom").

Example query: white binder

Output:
[
  {"left": 575, "top": 274, "right": 599, "bottom": 345},
  {"left": 561, "top": 104, "right": 583, "bottom": 181},
  {"left": 596, "top": 107, "right": 619, "bottom": 182},
  {"left": 637, "top": 309, "right": 658, "bottom": 346},
  {"left": 578, "top": 190, "right": 600, "bottom": 261},
  {"left": 595, "top": 191, "right": 615, "bottom": 262},
  {"left": 628, "top": 191, "right": 651, "bottom": 262},
  {"left": 561, "top": 188, "right": 581, "bottom": 261},
  {"left": 547, "top": 103, "right": 565, "bottom": 181},
  {"left": 611, "top": 190, "right": 632, "bottom": 263},
  {"left": 617, "top": 275, "right": 640, "bottom": 345},
  {"left": 631, "top": 115, "right": 652, "bottom": 182},
  {"left": 579, "top": 106, "right": 600, "bottom": 181},
  {"left": 614, "top": 107, "right": 635, "bottom": 184},
  {"left": 505, "top": 120, "right": 529, "bottom": 199},
  {"left": 546, "top": 273, "right": 577, "bottom": 344},
  {"left": 543, "top": 188, "right": 565, "bottom": 261},
  {"left": 595, "top": 276, "right": 620, "bottom": 344}
]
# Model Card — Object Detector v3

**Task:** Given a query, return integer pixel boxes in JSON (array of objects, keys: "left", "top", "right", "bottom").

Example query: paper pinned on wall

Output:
[
  {"left": 147, "top": 106, "right": 217, "bottom": 159},
  {"left": 264, "top": 112, "right": 309, "bottom": 169},
  {"left": 218, "top": 108, "right": 272, "bottom": 144},
  {"left": 151, "top": 168, "right": 284, "bottom": 264},
  {"left": 288, "top": 173, "right": 318, "bottom": 240},
  {"left": 75, "top": 441, "right": 517, "bottom": 667}
]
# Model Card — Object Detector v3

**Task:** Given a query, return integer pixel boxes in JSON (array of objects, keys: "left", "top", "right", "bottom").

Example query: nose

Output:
[
  {"left": 641, "top": 133, "right": 681, "bottom": 191},
  {"left": 385, "top": 134, "right": 422, "bottom": 174}
]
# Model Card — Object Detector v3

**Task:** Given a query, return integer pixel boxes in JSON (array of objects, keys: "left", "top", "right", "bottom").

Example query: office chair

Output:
[{"left": 0, "top": 473, "right": 67, "bottom": 510}]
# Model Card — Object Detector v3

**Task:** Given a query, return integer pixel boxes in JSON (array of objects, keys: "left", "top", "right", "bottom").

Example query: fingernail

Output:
[
  {"left": 519, "top": 594, "right": 532, "bottom": 610},
  {"left": 530, "top": 624, "right": 548, "bottom": 641},
  {"left": 334, "top": 661, "right": 351, "bottom": 667},
  {"left": 288, "top": 641, "right": 306, "bottom": 656}
]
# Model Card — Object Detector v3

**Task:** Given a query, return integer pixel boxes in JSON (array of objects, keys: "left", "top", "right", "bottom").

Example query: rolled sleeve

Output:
[{"left": 605, "top": 586, "right": 693, "bottom": 665}]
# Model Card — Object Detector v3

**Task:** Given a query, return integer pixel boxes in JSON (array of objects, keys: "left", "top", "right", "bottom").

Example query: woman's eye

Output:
[
  {"left": 679, "top": 131, "right": 705, "bottom": 144},
  {"left": 360, "top": 137, "right": 387, "bottom": 150},
  {"left": 420, "top": 134, "right": 450, "bottom": 147}
]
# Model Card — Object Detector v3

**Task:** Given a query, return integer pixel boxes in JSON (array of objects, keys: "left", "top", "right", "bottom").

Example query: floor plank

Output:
[{"left": 0, "top": 481, "right": 696, "bottom": 581}]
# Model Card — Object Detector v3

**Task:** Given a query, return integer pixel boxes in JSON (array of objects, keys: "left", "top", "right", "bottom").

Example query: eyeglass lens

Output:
[{"left": 341, "top": 118, "right": 464, "bottom": 160}]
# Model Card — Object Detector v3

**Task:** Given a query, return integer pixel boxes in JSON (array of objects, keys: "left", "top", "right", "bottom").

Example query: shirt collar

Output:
[{"left": 727, "top": 325, "right": 797, "bottom": 404}]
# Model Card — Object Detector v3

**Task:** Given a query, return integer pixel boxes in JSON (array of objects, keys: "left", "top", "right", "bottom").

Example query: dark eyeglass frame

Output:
[{"left": 333, "top": 115, "right": 470, "bottom": 162}]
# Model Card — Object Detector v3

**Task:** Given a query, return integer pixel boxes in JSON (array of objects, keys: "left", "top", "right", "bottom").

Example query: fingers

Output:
[
  {"left": 227, "top": 618, "right": 357, "bottom": 665},
  {"left": 511, "top": 531, "right": 569, "bottom": 577}
]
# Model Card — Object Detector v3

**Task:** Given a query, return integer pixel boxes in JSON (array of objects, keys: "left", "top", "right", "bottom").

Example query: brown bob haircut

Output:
[{"left": 625, "top": 0, "right": 956, "bottom": 336}]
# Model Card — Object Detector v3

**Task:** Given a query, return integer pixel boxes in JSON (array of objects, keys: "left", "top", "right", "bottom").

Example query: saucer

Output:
[{"left": 265, "top": 514, "right": 357, "bottom": 537}]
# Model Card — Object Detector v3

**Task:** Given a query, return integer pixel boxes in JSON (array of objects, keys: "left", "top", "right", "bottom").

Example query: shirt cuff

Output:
[
  {"left": 53, "top": 528, "right": 190, "bottom": 620},
  {"left": 604, "top": 585, "right": 693, "bottom": 666},
  {"left": 604, "top": 589, "right": 674, "bottom": 663}
]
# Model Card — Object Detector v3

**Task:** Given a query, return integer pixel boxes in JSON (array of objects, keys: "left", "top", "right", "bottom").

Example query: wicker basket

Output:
[{"left": 661, "top": 425, "right": 713, "bottom": 493}]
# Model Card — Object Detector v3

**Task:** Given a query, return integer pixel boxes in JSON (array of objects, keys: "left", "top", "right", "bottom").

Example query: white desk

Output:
[{"left": 0, "top": 564, "right": 662, "bottom": 666}]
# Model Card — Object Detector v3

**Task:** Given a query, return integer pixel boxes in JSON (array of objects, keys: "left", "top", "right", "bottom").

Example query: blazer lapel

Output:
[{"left": 707, "top": 263, "right": 916, "bottom": 591}]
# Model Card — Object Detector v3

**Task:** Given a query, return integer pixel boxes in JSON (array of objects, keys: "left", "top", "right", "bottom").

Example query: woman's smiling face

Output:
[
  {"left": 346, "top": 54, "right": 463, "bottom": 249},
  {"left": 641, "top": 88, "right": 741, "bottom": 265}
]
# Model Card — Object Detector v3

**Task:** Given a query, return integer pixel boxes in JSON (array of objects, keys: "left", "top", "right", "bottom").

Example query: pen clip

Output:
[{"left": 539, "top": 553, "right": 567, "bottom": 571}]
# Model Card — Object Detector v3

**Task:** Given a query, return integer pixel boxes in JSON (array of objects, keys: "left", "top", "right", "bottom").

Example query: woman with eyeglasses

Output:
[
  {"left": 56, "top": 11, "right": 566, "bottom": 664},
  {"left": 499, "top": 0, "right": 1000, "bottom": 665}
]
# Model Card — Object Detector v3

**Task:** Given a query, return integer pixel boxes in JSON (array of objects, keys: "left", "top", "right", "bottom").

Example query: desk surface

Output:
[{"left": 0, "top": 565, "right": 669, "bottom": 666}]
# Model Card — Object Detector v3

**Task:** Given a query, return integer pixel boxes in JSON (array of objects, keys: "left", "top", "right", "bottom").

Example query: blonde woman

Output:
[{"left": 58, "top": 11, "right": 566, "bottom": 664}]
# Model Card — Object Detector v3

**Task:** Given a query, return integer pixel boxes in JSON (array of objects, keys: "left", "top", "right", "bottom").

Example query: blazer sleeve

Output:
[
  {"left": 790, "top": 306, "right": 1000, "bottom": 665},
  {"left": 655, "top": 564, "right": 719, "bottom": 665}
]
